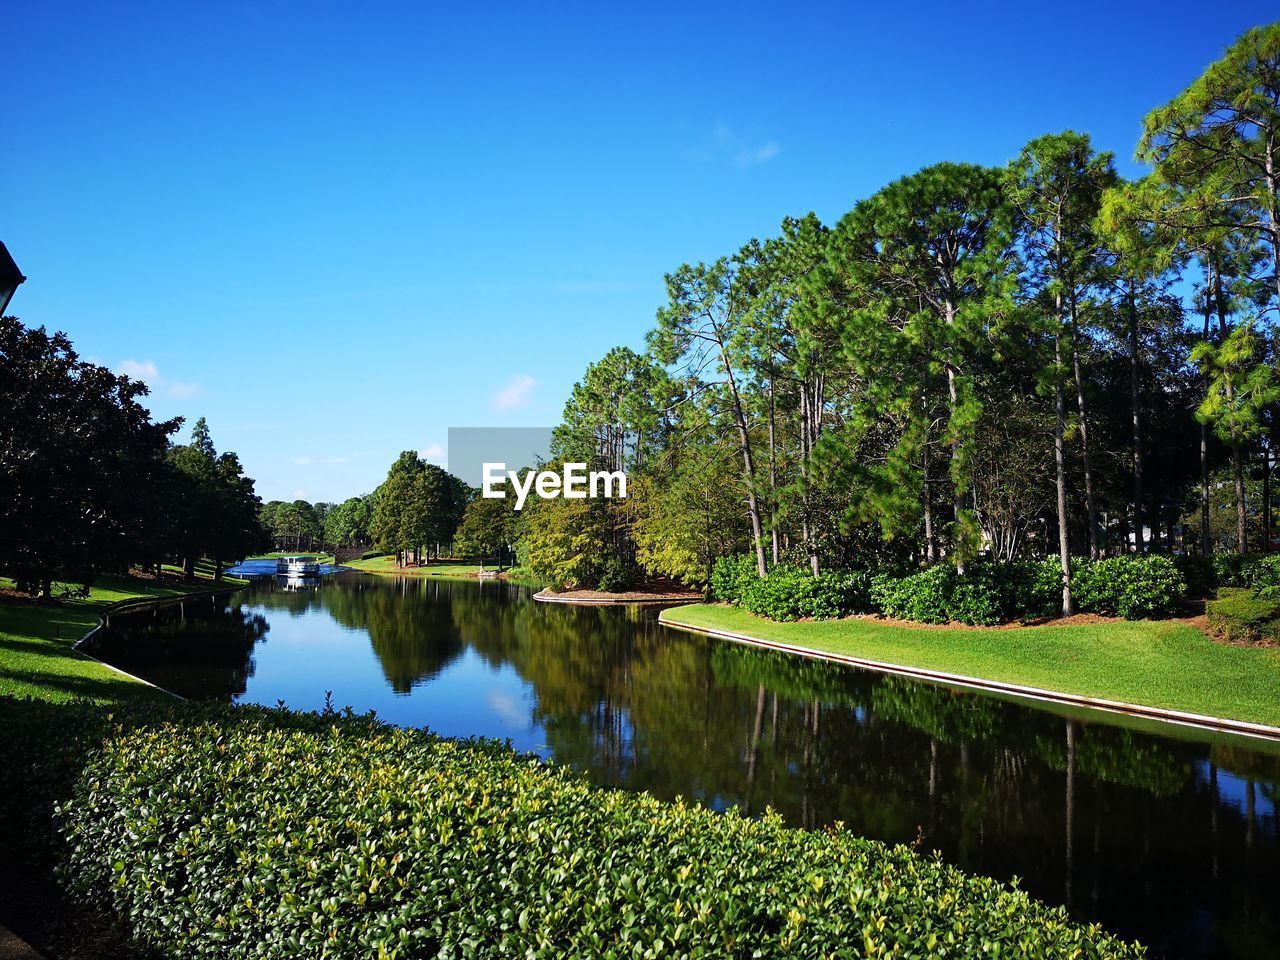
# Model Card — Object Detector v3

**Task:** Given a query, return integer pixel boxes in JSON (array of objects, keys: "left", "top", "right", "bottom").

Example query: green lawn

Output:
[
  {"left": 0, "top": 572, "right": 244, "bottom": 704},
  {"left": 344, "top": 554, "right": 489, "bottom": 577},
  {"left": 247, "top": 551, "right": 336, "bottom": 563},
  {"left": 661, "top": 603, "right": 1280, "bottom": 728}
]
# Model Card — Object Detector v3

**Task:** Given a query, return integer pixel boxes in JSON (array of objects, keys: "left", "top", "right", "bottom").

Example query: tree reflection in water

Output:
[
  {"left": 87, "top": 594, "right": 267, "bottom": 699},
  {"left": 92, "top": 574, "right": 1280, "bottom": 959}
]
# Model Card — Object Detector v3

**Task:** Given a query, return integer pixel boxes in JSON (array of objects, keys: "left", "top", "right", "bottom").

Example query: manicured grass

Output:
[
  {"left": 344, "top": 554, "right": 489, "bottom": 577},
  {"left": 0, "top": 571, "right": 244, "bottom": 704},
  {"left": 247, "top": 551, "right": 336, "bottom": 563},
  {"left": 661, "top": 603, "right": 1280, "bottom": 728}
]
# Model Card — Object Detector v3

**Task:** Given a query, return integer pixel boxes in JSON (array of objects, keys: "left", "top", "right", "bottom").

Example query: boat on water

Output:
[{"left": 276, "top": 555, "right": 321, "bottom": 577}]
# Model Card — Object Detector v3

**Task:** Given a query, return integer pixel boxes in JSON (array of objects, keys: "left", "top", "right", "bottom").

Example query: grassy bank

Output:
[
  {"left": 344, "top": 554, "right": 489, "bottom": 577},
  {"left": 247, "top": 551, "right": 336, "bottom": 563},
  {"left": 0, "top": 571, "right": 244, "bottom": 704},
  {"left": 661, "top": 603, "right": 1280, "bottom": 728}
]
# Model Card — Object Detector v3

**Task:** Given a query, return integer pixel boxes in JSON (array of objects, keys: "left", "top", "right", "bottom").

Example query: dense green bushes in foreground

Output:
[
  {"left": 0, "top": 698, "right": 1140, "bottom": 959},
  {"left": 1189, "top": 555, "right": 1280, "bottom": 643},
  {"left": 712, "top": 555, "right": 1188, "bottom": 625}
]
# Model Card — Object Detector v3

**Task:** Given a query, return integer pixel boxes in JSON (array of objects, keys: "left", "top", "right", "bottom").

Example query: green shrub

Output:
[
  {"left": 1173, "top": 555, "right": 1216, "bottom": 596},
  {"left": 708, "top": 553, "right": 759, "bottom": 603},
  {"left": 869, "top": 561, "right": 1060, "bottom": 626},
  {"left": 738, "top": 567, "right": 873, "bottom": 621},
  {"left": 596, "top": 554, "right": 640, "bottom": 592},
  {"left": 1244, "top": 554, "right": 1280, "bottom": 590},
  {"left": 871, "top": 566, "right": 948, "bottom": 623},
  {"left": 817, "top": 569, "right": 875, "bottom": 615},
  {"left": 1206, "top": 587, "right": 1280, "bottom": 643},
  {"left": 40, "top": 700, "right": 1140, "bottom": 960},
  {"left": 719, "top": 554, "right": 1181, "bottom": 624},
  {"left": 1018, "top": 558, "right": 1069, "bottom": 619},
  {"left": 944, "top": 567, "right": 1004, "bottom": 625},
  {"left": 1072, "top": 556, "right": 1185, "bottom": 619},
  {"left": 1211, "top": 553, "right": 1280, "bottom": 590}
]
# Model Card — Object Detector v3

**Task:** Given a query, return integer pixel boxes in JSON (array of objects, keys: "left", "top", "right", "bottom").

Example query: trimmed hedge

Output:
[
  {"left": 712, "top": 553, "right": 1185, "bottom": 625},
  {"left": 1211, "top": 553, "right": 1280, "bottom": 591},
  {"left": 708, "top": 554, "right": 759, "bottom": 603},
  {"left": 32, "top": 700, "right": 1141, "bottom": 959},
  {"left": 1070, "top": 556, "right": 1185, "bottom": 620},
  {"left": 739, "top": 567, "right": 873, "bottom": 621},
  {"left": 871, "top": 561, "right": 1062, "bottom": 626},
  {"left": 1205, "top": 587, "right": 1280, "bottom": 644}
]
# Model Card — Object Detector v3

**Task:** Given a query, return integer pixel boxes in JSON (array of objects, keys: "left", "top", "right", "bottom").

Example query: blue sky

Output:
[{"left": 6, "top": 1, "right": 1275, "bottom": 502}]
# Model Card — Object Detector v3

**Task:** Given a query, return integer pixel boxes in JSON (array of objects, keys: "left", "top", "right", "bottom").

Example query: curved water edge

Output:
[{"left": 84, "top": 572, "right": 1280, "bottom": 959}]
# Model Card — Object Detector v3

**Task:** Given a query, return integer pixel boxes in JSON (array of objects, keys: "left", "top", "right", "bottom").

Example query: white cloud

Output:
[
  {"left": 419, "top": 442, "right": 447, "bottom": 464},
  {"left": 736, "top": 141, "right": 780, "bottom": 167},
  {"left": 116, "top": 358, "right": 202, "bottom": 400},
  {"left": 117, "top": 359, "right": 159, "bottom": 380},
  {"left": 687, "top": 124, "right": 781, "bottom": 168},
  {"left": 167, "top": 381, "right": 202, "bottom": 399},
  {"left": 491, "top": 373, "right": 538, "bottom": 412}
]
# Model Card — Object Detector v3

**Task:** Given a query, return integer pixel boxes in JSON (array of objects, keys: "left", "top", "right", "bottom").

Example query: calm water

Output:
[{"left": 88, "top": 572, "right": 1280, "bottom": 959}]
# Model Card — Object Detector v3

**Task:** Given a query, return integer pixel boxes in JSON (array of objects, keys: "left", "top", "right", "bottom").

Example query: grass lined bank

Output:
[
  {"left": 0, "top": 571, "right": 245, "bottom": 704},
  {"left": 344, "top": 553, "right": 489, "bottom": 577},
  {"left": 660, "top": 603, "right": 1280, "bottom": 729}
]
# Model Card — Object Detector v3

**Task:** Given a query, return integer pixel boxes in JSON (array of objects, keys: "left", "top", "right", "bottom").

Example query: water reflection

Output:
[{"left": 88, "top": 573, "right": 1280, "bottom": 960}]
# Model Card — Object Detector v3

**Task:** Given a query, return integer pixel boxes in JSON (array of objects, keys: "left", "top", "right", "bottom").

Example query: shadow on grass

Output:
[
  {"left": 0, "top": 665, "right": 169, "bottom": 704},
  {"left": 0, "top": 694, "right": 377, "bottom": 960}
]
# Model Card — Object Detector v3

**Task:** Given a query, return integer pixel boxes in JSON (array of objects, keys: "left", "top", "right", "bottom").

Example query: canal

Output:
[{"left": 85, "top": 571, "right": 1280, "bottom": 959}]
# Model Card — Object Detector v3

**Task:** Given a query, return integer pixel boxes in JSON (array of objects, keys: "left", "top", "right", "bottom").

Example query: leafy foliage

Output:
[
  {"left": 716, "top": 555, "right": 1185, "bottom": 625},
  {"left": 167, "top": 418, "right": 270, "bottom": 573},
  {"left": 453, "top": 490, "right": 518, "bottom": 564},
  {"left": 708, "top": 554, "right": 760, "bottom": 603},
  {"left": 519, "top": 482, "right": 615, "bottom": 591},
  {"left": 1070, "top": 556, "right": 1186, "bottom": 619},
  {"left": 738, "top": 567, "right": 873, "bottom": 621},
  {"left": 1173, "top": 555, "right": 1217, "bottom": 597},
  {"left": 870, "top": 562, "right": 1061, "bottom": 626},
  {"left": 371, "top": 453, "right": 468, "bottom": 561},
  {"left": 1211, "top": 553, "right": 1280, "bottom": 590},
  {"left": 1206, "top": 587, "right": 1280, "bottom": 644},
  {"left": 23, "top": 698, "right": 1143, "bottom": 960}
]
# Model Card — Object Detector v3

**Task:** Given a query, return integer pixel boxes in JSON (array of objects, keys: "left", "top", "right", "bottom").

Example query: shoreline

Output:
[
  {"left": 534, "top": 587, "right": 703, "bottom": 606},
  {"left": 71, "top": 585, "right": 249, "bottom": 702},
  {"left": 660, "top": 604, "right": 1280, "bottom": 743},
  {"left": 0, "top": 572, "right": 248, "bottom": 705}
]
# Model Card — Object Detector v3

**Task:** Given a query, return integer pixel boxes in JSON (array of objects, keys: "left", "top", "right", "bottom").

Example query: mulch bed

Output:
[
  {"left": 539, "top": 578, "right": 704, "bottom": 603},
  {"left": 0, "top": 855, "right": 133, "bottom": 960}
]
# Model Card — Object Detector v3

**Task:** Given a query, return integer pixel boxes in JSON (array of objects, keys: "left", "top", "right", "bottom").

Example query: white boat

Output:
[{"left": 276, "top": 555, "right": 321, "bottom": 576}]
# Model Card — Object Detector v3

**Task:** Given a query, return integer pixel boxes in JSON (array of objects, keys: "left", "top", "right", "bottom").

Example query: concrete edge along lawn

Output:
[
  {"left": 660, "top": 602, "right": 1280, "bottom": 735},
  {"left": 0, "top": 572, "right": 246, "bottom": 705}
]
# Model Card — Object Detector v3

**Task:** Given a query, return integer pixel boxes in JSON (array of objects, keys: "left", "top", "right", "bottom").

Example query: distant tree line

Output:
[
  {"left": 513, "top": 25, "right": 1280, "bottom": 608},
  {"left": 278, "top": 453, "right": 476, "bottom": 567},
  {"left": 259, "top": 496, "right": 379, "bottom": 554},
  {"left": 0, "top": 318, "right": 269, "bottom": 596}
]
